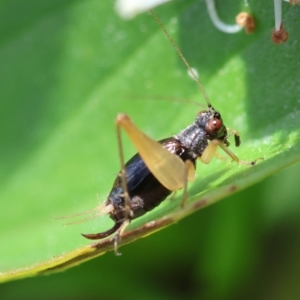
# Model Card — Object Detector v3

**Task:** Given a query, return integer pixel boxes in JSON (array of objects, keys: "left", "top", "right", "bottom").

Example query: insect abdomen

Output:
[{"left": 108, "top": 137, "right": 196, "bottom": 223}]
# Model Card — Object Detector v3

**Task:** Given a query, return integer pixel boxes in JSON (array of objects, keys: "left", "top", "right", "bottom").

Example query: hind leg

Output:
[
  {"left": 112, "top": 219, "right": 131, "bottom": 256},
  {"left": 180, "top": 160, "right": 195, "bottom": 208}
]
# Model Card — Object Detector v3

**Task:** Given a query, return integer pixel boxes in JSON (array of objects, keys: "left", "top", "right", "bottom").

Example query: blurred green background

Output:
[{"left": 1, "top": 0, "right": 300, "bottom": 299}]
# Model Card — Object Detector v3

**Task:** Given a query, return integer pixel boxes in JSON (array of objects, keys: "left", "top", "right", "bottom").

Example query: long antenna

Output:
[{"left": 149, "top": 9, "right": 212, "bottom": 108}]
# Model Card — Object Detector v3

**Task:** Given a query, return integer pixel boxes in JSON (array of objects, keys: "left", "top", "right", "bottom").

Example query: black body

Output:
[
  {"left": 82, "top": 108, "right": 231, "bottom": 240},
  {"left": 109, "top": 137, "right": 196, "bottom": 219}
]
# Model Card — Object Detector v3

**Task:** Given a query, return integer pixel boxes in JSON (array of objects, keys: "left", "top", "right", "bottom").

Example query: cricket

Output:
[{"left": 60, "top": 9, "right": 258, "bottom": 255}]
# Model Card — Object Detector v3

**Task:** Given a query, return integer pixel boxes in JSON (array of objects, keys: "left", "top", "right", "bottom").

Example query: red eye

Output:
[{"left": 205, "top": 118, "right": 223, "bottom": 134}]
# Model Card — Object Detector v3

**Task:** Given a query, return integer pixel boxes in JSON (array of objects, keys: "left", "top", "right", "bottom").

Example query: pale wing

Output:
[{"left": 117, "top": 114, "right": 186, "bottom": 191}]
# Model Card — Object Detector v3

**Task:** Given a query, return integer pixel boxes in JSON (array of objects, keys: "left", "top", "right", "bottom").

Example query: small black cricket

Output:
[{"left": 65, "top": 10, "right": 257, "bottom": 254}]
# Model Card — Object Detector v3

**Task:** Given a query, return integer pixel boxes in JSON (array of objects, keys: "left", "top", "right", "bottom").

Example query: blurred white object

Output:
[
  {"left": 274, "top": 0, "right": 283, "bottom": 30},
  {"left": 205, "top": 0, "right": 242, "bottom": 33},
  {"left": 187, "top": 67, "right": 199, "bottom": 81},
  {"left": 115, "top": 0, "right": 171, "bottom": 19},
  {"left": 276, "top": 0, "right": 300, "bottom": 30}
]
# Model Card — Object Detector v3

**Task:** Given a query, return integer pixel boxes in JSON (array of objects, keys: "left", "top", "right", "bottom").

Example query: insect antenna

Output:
[
  {"left": 54, "top": 203, "right": 114, "bottom": 225},
  {"left": 55, "top": 206, "right": 103, "bottom": 219},
  {"left": 149, "top": 9, "right": 212, "bottom": 108}
]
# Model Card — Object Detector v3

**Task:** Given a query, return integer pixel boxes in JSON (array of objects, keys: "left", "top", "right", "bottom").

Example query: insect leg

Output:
[
  {"left": 116, "top": 113, "right": 186, "bottom": 191},
  {"left": 200, "top": 140, "right": 220, "bottom": 164},
  {"left": 181, "top": 160, "right": 195, "bottom": 208},
  {"left": 116, "top": 115, "right": 133, "bottom": 219},
  {"left": 201, "top": 139, "right": 259, "bottom": 166},
  {"left": 113, "top": 219, "right": 130, "bottom": 256},
  {"left": 226, "top": 128, "right": 241, "bottom": 147},
  {"left": 218, "top": 142, "right": 259, "bottom": 166}
]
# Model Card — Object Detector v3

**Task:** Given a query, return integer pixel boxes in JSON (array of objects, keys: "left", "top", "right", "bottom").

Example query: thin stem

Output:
[{"left": 274, "top": 0, "right": 282, "bottom": 30}]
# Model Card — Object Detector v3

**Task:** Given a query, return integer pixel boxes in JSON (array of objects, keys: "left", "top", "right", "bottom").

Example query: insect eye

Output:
[{"left": 205, "top": 118, "right": 223, "bottom": 134}]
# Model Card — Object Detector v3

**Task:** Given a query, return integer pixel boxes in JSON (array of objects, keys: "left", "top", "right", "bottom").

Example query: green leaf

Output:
[{"left": 1, "top": 0, "right": 300, "bottom": 284}]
